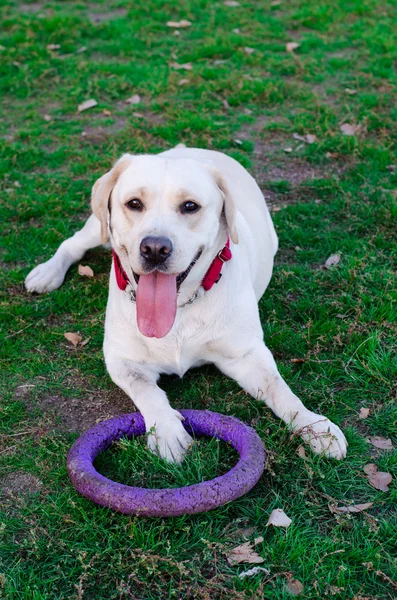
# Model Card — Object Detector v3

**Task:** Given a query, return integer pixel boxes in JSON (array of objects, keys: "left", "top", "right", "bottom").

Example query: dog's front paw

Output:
[
  {"left": 146, "top": 410, "right": 193, "bottom": 464},
  {"left": 293, "top": 411, "right": 347, "bottom": 459},
  {"left": 25, "top": 257, "right": 66, "bottom": 293}
]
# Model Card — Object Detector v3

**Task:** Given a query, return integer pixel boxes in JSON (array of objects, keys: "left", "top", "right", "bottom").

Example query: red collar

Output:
[{"left": 112, "top": 238, "right": 232, "bottom": 294}]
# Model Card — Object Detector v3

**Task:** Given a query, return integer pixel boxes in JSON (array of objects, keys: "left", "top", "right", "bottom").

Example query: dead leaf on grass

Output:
[
  {"left": 224, "top": 0, "right": 240, "bottom": 5},
  {"left": 305, "top": 133, "right": 317, "bottom": 144},
  {"left": 80, "top": 337, "right": 90, "bottom": 347},
  {"left": 285, "top": 579, "right": 304, "bottom": 596},
  {"left": 76, "top": 46, "right": 87, "bottom": 54},
  {"left": 167, "top": 20, "right": 191, "bottom": 28},
  {"left": 125, "top": 94, "right": 141, "bottom": 105},
  {"left": 64, "top": 332, "right": 82, "bottom": 346},
  {"left": 340, "top": 122, "right": 360, "bottom": 136},
  {"left": 132, "top": 112, "right": 144, "bottom": 118},
  {"left": 78, "top": 99, "right": 98, "bottom": 113},
  {"left": 78, "top": 264, "right": 94, "bottom": 278},
  {"left": 345, "top": 88, "right": 357, "bottom": 95},
  {"left": 363, "top": 464, "right": 392, "bottom": 492},
  {"left": 244, "top": 47, "right": 255, "bottom": 54},
  {"left": 368, "top": 436, "right": 393, "bottom": 450},
  {"left": 359, "top": 407, "right": 370, "bottom": 419},
  {"left": 239, "top": 566, "right": 270, "bottom": 579},
  {"left": 324, "top": 253, "right": 341, "bottom": 269},
  {"left": 266, "top": 509, "right": 292, "bottom": 528},
  {"left": 292, "top": 133, "right": 317, "bottom": 144},
  {"left": 286, "top": 42, "right": 300, "bottom": 52},
  {"left": 46, "top": 44, "right": 60, "bottom": 50},
  {"left": 227, "top": 541, "right": 264, "bottom": 565},
  {"left": 333, "top": 502, "right": 374, "bottom": 514},
  {"left": 178, "top": 78, "right": 189, "bottom": 85},
  {"left": 297, "top": 445, "right": 307, "bottom": 459},
  {"left": 170, "top": 61, "right": 192, "bottom": 70},
  {"left": 283, "top": 147, "right": 293, "bottom": 153}
]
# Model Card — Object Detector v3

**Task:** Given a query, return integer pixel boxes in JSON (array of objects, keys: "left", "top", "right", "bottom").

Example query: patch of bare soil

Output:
[
  {"left": 0, "top": 471, "right": 43, "bottom": 498},
  {"left": 236, "top": 120, "right": 346, "bottom": 209},
  {"left": 22, "top": 383, "right": 132, "bottom": 433},
  {"left": 81, "top": 118, "right": 128, "bottom": 143},
  {"left": 88, "top": 9, "right": 127, "bottom": 24},
  {"left": 20, "top": 3, "right": 43, "bottom": 12}
]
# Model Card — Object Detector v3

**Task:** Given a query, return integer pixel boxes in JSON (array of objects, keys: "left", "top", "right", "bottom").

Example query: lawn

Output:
[{"left": 0, "top": 0, "right": 396, "bottom": 598}]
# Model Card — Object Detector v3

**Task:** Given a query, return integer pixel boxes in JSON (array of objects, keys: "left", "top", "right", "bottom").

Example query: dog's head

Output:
[{"left": 91, "top": 153, "right": 238, "bottom": 338}]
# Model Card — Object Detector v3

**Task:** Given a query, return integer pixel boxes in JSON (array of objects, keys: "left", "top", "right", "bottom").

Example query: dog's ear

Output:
[
  {"left": 211, "top": 169, "right": 239, "bottom": 244},
  {"left": 91, "top": 155, "right": 132, "bottom": 244}
]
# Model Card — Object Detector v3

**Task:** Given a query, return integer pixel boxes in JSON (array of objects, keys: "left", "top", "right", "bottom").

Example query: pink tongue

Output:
[{"left": 136, "top": 272, "right": 177, "bottom": 338}]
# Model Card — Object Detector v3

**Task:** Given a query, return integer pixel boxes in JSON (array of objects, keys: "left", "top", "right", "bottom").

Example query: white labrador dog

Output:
[{"left": 25, "top": 147, "right": 347, "bottom": 462}]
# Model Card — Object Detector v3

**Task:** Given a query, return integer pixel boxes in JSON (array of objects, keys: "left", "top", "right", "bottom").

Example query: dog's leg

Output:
[
  {"left": 25, "top": 214, "right": 103, "bottom": 293},
  {"left": 106, "top": 356, "right": 193, "bottom": 463},
  {"left": 214, "top": 339, "right": 347, "bottom": 459}
]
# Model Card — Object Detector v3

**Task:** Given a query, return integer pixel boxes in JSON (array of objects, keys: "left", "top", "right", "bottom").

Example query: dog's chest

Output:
[{"left": 145, "top": 327, "right": 210, "bottom": 377}]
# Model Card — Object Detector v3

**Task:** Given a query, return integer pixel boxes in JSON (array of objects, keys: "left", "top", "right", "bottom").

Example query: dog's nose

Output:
[{"left": 140, "top": 236, "right": 173, "bottom": 266}]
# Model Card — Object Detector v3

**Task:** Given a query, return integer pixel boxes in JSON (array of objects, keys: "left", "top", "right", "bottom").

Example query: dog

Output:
[{"left": 25, "top": 147, "right": 347, "bottom": 462}]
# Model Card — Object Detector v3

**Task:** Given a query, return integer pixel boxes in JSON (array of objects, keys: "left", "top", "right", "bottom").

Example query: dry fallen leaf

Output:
[
  {"left": 254, "top": 536, "right": 264, "bottom": 545},
  {"left": 239, "top": 566, "right": 270, "bottom": 579},
  {"left": 166, "top": 20, "right": 191, "bottom": 28},
  {"left": 244, "top": 47, "right": 255, "bottom": 54},
  {"left": 64, "top": 332, "right": 82, "bottom": 346},
  {"left": 345, "top": 88, "right": 357, "bottom": 95},
  {"left": 78, "top": 264, "right": 94, "bottom": 278},
  {"left": 78, "top": 99, "right": 98, "bottom": 113},
  {"left": 368, "top": 436, "right": 393, "bottom": 450},
  {"left": 364, "top": 464, "right": 392, "bottom": 492},
  {"left": 359, "top": 407, "right": 370, "bottom": 419},
  {"left": 178, "top": 78, "right": 189, "bottom": 85},
  {"left": 224, "top": 0, "right": 240, "bottom": 5},
  {"left": 324, "top": 253, "right": 341, "bottom": 269},
  {"left": 132, "top": 111, "right": 144, "bottom": 118},
  {"left": 227, "top": 541, "right": 264, "bottom": 565},
  {"left": 43, "top": 114, "right": 52, "bottom": 122},
  {"left": 46, "top": 44, "right": 60, "bottom": 50},
  {"left": 334, "top": 502, "right": 373, "bottom": 514},
  {"left": 291, "top": 358, "right": 305, "bottom": 364},
  {"left": 305, "top": 133, "right": 317, "bottom": 144},
  {"left": 286, "top": 42, "right": 300, "bottom": 52},
  {"left": 297, "top": 445, "right": 307, "bottom": 459},
  {"left": 266, "top": 508, "right": 292, "bottom": 528},
  {"left": 293, "top": 133, "right": 317, "bottom": 144},
  {"left": 340, "top": 122, "right": 360, "bottom": 136},
  {"left": 286, "top": 579, "right": 304, "bottom": 596},
  {"left": 80, "top": 337, "right": 91, "bottom": 347},
  {"left": 125, "top": 94, "right": 141, "bottom": 105},
  {"left": 283, "top": 147, "right": 293, "bottom": 153},
  {"left": 170, "top": 61, "right": 193, "bottom": 70},
  {"left": 76, "top": 46, "right": 87, "bottom": 54}
]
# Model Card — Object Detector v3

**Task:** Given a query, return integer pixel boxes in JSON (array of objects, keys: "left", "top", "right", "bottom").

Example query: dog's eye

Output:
[
  {"left": 180, "top": 201, "right": 200, "bottom": 214},
  {"left": 126, "top": 198, "right": 143, "bottom": 211}
]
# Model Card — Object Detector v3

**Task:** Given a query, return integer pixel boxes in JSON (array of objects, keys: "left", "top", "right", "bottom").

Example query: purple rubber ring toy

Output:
[{"left": 67, "top": 409, "right": 266, "bottom": 517}]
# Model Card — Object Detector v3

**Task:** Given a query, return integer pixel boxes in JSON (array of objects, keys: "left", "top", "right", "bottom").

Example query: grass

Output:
[{"left": 0, "top": 0, "right": 396, "bottom": 598}]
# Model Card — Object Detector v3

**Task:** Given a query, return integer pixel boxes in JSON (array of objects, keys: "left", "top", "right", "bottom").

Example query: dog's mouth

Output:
[
  {"left": 133, "top": 249, "right": 203, "bottom": 339},
  {"left": 132, "top": 249, "right": 202, "bottom": 291}
]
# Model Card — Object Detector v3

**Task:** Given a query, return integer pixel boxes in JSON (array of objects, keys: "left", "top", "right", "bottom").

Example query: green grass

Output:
[{"left": 0, "top": 0, "right": 396, "bottom": 598}]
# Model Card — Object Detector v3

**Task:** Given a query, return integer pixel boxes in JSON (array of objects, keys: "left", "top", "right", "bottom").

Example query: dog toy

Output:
[{"left": 67, "top": 409, "right": 266, "bottom": 517}]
